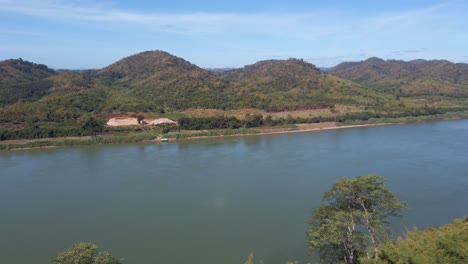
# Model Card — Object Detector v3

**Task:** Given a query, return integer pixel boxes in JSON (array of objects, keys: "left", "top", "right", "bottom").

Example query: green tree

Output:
[
  {"left": 373, "top": 218, "right": 468, "bottom": 264},
  {"left": 51, "top": 242, "right": 122, "bottom": 264},
  {"left": 94, "top": 252, "right": 122, "bottom": 264},
  {"left": 79, "top": 115, "right": 104, "bottom": 135},
  {"left": 307, "top": 174, "right": 407, "bottom": 263},
  {"left": 50, "top": 243, "right": 97, "bottom": 264},
  {"left": 136, "top": 114, "right": 145, "bottom": 124}
]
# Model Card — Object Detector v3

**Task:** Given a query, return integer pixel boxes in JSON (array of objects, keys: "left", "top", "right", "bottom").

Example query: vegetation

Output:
[
  {"left": 1, "top": 51, "right": 468, "bottom": 143},
  {"left": 50, "top": 242, "right": 122, "bottom": 264},
  {"left": 329, "top": 57, "right": 468, "bottom": 97},
  {"left": 307, "top": 175, "right": 407, "bottom": 263},
  {"left": 375, "top": 218, "right": 468, "bottom": 264}
]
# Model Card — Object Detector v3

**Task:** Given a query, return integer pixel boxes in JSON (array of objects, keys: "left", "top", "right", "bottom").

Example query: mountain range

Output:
[
  {"left": 1, "top": 50, "right": 467, "bottom": 126},
  {"left": 330, "top": 57, "right": 468, "bottom": 96}
]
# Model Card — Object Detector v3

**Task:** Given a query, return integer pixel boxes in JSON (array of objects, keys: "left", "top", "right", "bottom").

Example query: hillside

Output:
[
  {"left": 98, "top": 50, "right": 230, "bottom": 110},
  {"left": 222, "top": 59, "right": 390, "bottom": 111},
  {"left": 0, "top": 59, "right": 56, "bottom": 86},
  {"left": 0, "top": 59, "right": 57, "bottom": 105},
  {"left": 1, "top": 51, "right": 468, "bottom": 141},
  {"left": 329, "top": 57, "right": 468, "bottom": 96}
]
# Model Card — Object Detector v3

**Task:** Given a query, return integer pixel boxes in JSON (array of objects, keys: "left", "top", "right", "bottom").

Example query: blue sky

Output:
[{"left": 1, "top": 0, "right": 467, "bottom": 69}]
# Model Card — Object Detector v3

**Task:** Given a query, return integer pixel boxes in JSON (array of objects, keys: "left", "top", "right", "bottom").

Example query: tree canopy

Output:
[
  {"left": 50, "top": 242, "right": 122, "bottom": 264},
  {"left": 375, "top": 218, "right": 468, "bottom": 264},
  {"left": 307, "top": 174, "right": 407, "bottom": 263}
]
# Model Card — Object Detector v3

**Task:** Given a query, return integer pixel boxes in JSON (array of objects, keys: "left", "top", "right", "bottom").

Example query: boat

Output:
[{"left": 160, "top": 138, "right": 169, "bottom": 142}]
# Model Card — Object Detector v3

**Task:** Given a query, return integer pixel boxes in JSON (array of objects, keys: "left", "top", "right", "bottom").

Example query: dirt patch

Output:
[
  {"left": 107, "top": 118, "right": 139, "bottom": 126},
  {"left": 295, "top": 122, "right": 337, "bottom": 130}
]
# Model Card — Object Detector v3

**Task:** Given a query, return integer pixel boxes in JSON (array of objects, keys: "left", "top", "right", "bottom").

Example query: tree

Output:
[
  {"left": 79, "top": 115, "right": 104, "bottom": 135},
  {"left": 51, "top": 242, "right": 122, "bottom": 264},
  {"left": 50, "top": 243, "right": 97, "bottom": 264},
  {"left": 136, "top": 114, "right": 145, "bottom": 124},
  {"left": 307, "top": 174, "right": 407, "bottom": 263},
  {"left": 375, "top": 218, "right": 468, "bottom": 264},
  {"left": 94, "top": 252, "right": 122, "bottom": 264}
]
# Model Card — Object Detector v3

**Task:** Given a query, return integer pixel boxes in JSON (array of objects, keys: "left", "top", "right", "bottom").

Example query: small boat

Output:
[{"left": 160, "top": 138, "right": 169, "bottom": 142}]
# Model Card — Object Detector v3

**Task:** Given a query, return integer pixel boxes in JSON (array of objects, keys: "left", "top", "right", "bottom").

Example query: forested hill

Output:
[
  {"left": 1, "top": 51, "right": 468, "bottom": 132},
  {"left": 220, "top": 58, "right": 385, "bottom": 111},
  {"left": 98, "top": 50, "right": 209, "bottom": 84},
  {"left": 329, "top": 57, "right": 468, "bottom": 96},
  {"left": 97, "top": 50, "right": 230, "bottom": 110},
  {"left": 0, "top": 59, "right": 56, "bottom": 87},
  {"left": 0, "top": 59, "right": 57, "bottom": 105}
]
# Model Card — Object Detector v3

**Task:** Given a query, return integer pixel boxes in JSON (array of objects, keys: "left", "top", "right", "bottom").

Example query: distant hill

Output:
[
  {"left": 1, "top": 51, "right": 468, "bottom": 127},
  {"left": 97, "top": 50, "right": 230, "bottom": 110},
  {"left": 0, "top": 59, "right": 56, "bottom": 105},
  {"left": 329, "top": 57, "right": 468, "bottom": 96},
  {"left": 221, "top": 58, "right": 386, "bottom": 111},
  {"left": 0, "top": 59, "right": 56, "bottom": 87}
]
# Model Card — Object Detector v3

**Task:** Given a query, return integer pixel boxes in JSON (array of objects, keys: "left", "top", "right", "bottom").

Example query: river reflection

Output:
[{"left": 0, "top": 120, "right": 467, "bottom": 264}]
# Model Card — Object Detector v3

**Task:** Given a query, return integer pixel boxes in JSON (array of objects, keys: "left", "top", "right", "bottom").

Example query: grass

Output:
[
  {"left": 163, "top": 128, "right": 262, "bottom": 139},
  {"left": 0, "top": 133, "right": 157, "bottom": 151},
  {"left": 338, "top": 111, "right": 468, "bottom": 126}
]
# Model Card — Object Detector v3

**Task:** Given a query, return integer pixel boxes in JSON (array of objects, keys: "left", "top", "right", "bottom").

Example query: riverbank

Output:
[
  {"left": 1, "top": 111, "right": 467, "bottom": 151},
  {"left": 0, "top": 122, "right": 381, "bottom": 151},
  {"left": 164, "top": 122, "right": 392, "bottom": 142}
]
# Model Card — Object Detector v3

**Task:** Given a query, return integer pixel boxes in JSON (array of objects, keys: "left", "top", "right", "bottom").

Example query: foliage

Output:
[
  {"left": 0, "top": 79, "right": 53, "bottom": 106},
  {"left": 94, "top": 252, "right": 122, "bottom": 264},
  {"left": 369, "top": 218, "right": 468, "bottom": 264},
  {"left": 50, "top": 243, "right": 98, "bottom": 264},
  {"left": 50, "top": 242, "right": 122, "bottom": 264},
  {"left": 0, "top": 58, "right": 55, "bottom": 87},
  {"left": 163, "top": 127, "right": 261, "bottom": 139},
  {"left": 178, "top": 116, "right": 241, "bottom": 130},
  {"left": 1, "top": 52, "right": 468, "bottom": 141},
  {"left": 330, "top": 57, "right": 468, "bottom": 97},
  {"left": 0, "top": 132, "right": 158, "bottom": 151},
  {"left": 307, "top": 175, "right": 407, "bottom": 263},
  {"left": 79, "top": 115, "right": 105, "bottom": 135},
  {"left": 136, "top": 114, "right": 145, "bottom": 124}
]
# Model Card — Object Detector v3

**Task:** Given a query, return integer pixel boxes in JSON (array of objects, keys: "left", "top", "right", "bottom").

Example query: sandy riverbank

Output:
[
  {"left": 1, "top": 122, "right": 394, "bottom": 150},
  {"left": 161, "top": 122, "right": 392, "bottom": 142}
]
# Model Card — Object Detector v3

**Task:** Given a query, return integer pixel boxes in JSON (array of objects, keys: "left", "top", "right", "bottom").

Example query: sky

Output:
[{"left": 1, "top": 0, "right": 467, "bottom": 69}]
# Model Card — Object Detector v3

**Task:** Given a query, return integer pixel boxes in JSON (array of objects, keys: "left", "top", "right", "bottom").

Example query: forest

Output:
[{"left": 1, "top": 51, "right": 468, "bottom": 142}]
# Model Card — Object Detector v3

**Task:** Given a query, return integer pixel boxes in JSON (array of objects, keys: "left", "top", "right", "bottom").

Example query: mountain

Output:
[
  {"left": 0, "top": 59, "right": 56, "bottom": 87},
  {"left": 97, "top": 50, "right": 230, "bottom": 110},
  {"left": 0, "top": 59, "right": 57, "bottom": 105},
  {"left": 221, "top": 58, "right": 386, "bottom": 111},
  {"left": 329, "top": 58, "right": 468, "bottom": 96},
  {"left": 1, "top": 51, "right": 468, "bottom": 129}
]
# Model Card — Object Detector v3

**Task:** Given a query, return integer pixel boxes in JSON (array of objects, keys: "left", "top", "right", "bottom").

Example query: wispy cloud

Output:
[
  {"left": 0, "top": 0, "right": 459, "bottom": 39},
  {"left": 1, "top": 0, "right": 467, "bottom": 67},
  {"left": 0, "top": 0, "right": 340, "bottom": 39}
]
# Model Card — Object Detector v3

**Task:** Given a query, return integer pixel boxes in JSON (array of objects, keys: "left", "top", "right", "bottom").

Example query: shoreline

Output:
[
  {"left": 169, "top": 122, "right": 393, "bottom": 142},
  {"left": 0, "top": 122, "right": 395, "bottom": 151},
  {"left": 1, "top": 115, "right": 467, "bottom": 151}
]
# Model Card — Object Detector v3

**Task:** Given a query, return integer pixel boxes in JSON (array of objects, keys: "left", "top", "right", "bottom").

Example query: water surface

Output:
[{"left": 1, "top": 120, "right": 467, "bottom": 263}]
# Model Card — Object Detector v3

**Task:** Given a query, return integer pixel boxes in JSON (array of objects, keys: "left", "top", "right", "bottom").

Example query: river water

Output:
[{"left": 1, "top": 120, "right": 467, "bottom": 263}]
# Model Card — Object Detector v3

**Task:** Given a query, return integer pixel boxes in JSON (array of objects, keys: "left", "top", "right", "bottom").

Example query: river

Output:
[{"left": 1, "top": 120, "right": 467, "bottom": 263}]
